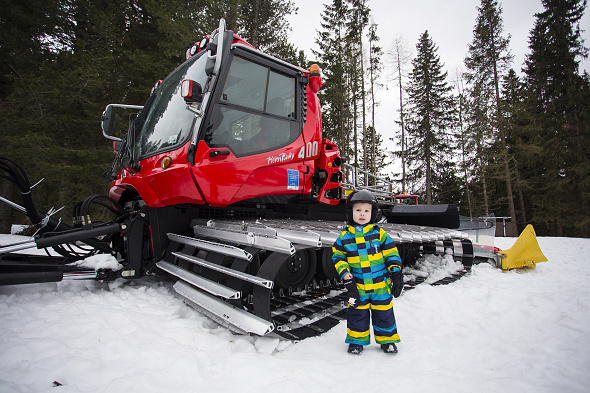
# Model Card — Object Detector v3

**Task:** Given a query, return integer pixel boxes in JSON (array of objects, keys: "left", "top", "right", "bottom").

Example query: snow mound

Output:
[
  {"left": 403, "top": 249, "right": 465, "bottom": 284},
  {"left": 69, "top": 254, "right": 123, "bottom": 272},
  {"left": 10, "top": 224, "right": 29, "bottom": 235}
]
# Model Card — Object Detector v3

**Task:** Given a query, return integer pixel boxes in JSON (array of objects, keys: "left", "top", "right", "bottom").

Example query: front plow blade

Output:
[{"left": 497, "top": 225, "right": 548, "bottom": 271}]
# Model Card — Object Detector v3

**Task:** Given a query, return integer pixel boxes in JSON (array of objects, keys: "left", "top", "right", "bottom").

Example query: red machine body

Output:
[
  {"left": 395, "top": 194, "right": 420, "bottom": 205},
  {"left": 108, "top": 32, "right": 342, "bottom": 210}
]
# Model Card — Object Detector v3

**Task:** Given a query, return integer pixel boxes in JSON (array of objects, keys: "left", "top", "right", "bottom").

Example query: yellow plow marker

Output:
[{"left": 497, "top": 224, "right": 548, "bottom": 271}]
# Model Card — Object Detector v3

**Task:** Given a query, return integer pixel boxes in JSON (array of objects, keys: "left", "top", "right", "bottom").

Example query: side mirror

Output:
[
  {"left": 101, "top": 104, "right": 144, "bottom": 142},
  {"left": 205, "top": 19, "right": 227, "bottom": 77},
  {"left": 205, "top": 31, "right": 219, "bottom": 77},
  {"left": 101, "top": 105, "right": 116, "bottom": 138}
]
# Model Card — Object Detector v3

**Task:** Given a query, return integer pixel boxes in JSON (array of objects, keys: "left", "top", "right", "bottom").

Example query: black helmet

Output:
[{"left": 345, "top": 190, "right": 380, "bottom": 225}]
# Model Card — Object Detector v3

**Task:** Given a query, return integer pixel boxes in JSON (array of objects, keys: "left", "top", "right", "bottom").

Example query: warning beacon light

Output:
[{"left": 308, "top": 64, "right": 323, "bottom": 93}]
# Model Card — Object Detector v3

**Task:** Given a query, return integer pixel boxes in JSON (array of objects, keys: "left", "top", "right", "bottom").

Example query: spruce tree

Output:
[
  {"left": 453, "top": 69, "right": 475, "bottom": 218},
  {"left": 464, "top": 0, "right": 515, "bottom": 230},
  {"left": 313, "top": 0, "right": 352, "bottom": 160},
  {"left": 389, "top": 36, "right": 412, "bottom": 194},
  {"left": 500, "top": 69, "right": 529, "bottom": 229},
  {"left": 367, "top": 22, "right": 383, "bottom": 183},
  {"left": 239, "top": 0, "right": 298, "bottom": 58},
  {"left": 346, "top": 0, "right": 370, "bottom": 172},
  {"left": 0, "top": 0, "right": 305, "bottom": 231},
  {"left": 464, "top": 82, "right": 493, "bottom": 216},
  {"left": 405, "top": 31, "right": 456, "bottom": 205},
  {"left": 362, "top": 126, "right": 390, "bottom": 181},
  {"left": 522, "top": 0, "right": 589, "bottom": 236},
  {"left": 1, "top": 0, "right": 206, "bottom": 228}
]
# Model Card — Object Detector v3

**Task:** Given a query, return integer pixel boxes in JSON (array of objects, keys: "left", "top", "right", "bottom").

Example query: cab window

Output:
[{"left": 203, "top": 55, "right": 298, "bottom": 157}]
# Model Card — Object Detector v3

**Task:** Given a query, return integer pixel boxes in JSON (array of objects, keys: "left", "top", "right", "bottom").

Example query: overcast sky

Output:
[
  {"left": 286, "top": 0, "right": 590, "bottom": 173},
  {"left": 287, "top": 0, "right": 589, "bottom": 75}
]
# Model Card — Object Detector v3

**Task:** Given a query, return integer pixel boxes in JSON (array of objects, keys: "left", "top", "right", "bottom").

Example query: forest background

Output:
[{"left": 0, "top": 0, "right": 589, "bottom": 237}]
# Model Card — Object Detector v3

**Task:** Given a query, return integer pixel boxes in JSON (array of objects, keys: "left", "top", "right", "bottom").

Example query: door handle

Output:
[{"left": 209, "top": 149, "right": 230, "bottom": 157}]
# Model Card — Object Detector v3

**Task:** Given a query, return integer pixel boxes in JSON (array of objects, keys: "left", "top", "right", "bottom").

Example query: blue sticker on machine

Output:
[{"left": 287, "top": 169, "right": 299, "bottom": 190}]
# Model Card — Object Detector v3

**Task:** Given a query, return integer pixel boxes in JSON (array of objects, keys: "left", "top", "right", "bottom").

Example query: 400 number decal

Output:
[{"left": 298, "top": 141, "right": 318, "bottom": 159}]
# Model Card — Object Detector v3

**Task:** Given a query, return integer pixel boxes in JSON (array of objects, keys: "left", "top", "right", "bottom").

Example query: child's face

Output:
[{"left": 352, "top": 202, "right": 372, "bottom": 225}]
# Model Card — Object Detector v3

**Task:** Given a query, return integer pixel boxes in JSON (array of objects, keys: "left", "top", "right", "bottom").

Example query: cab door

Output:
[{"left": 190, "top": 49, "right": 307, "bottom": 207}]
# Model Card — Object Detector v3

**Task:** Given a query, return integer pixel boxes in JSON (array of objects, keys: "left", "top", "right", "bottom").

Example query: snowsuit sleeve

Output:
[
  {"left": 379, "top": 228, "right": 402, "bottom": 273},
  {"left": 332, "top": 232, "right": 351, "bottom": 280}
]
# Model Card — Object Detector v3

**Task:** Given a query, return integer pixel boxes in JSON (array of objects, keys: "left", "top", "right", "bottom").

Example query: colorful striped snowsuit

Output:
[{"left": 332, "top": 223, "right": 402, "bottom": 346}]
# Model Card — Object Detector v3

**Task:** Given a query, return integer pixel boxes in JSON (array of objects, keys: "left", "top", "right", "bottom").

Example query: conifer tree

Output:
[
  {"left": 390, "top": 36, "right": 412, "bottom": 193},
  {"left": 0, "top": 0, "right": 301, "bottom": 230},
  {"left": 0, "top": 0, "right": 215, "bottom": 227},
  {"left": 346, "top": 0, "right": 370, "bottom": 172},
  {"left": 464, "top": 82, "right": 493, "bottom": 215},
  {"left": 367, "top": 21, "right": 383, "bottom": 182},
  {"left": 361, "top": 126, "right": 390, "bottom": 181},
  {"left": 239, "top": 0, "right": 298, "bottom": 58},
  {"left": 405, "top": 31, "right": 456, "bottom": 205},
  {"left": 500, "top": 69, "right": 529, "bottom": 228},
  {"left": 521, "top": 0, "right": 589, "bottom": 236},
  {"left": 453, "top": 69, "right": 474, "bottom": 218},
  {"left": 464, "top": 0, "right": 515, "bottom": 231},
  {"left": 189, "top": 0, "right": 301, "bottom": 61},
  {"left": 313, "top": 0, "right": 352, "bottom": 159}
]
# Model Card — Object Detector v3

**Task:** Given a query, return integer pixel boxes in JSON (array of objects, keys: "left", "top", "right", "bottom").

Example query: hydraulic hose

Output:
[{"left": 1, "top": 157, "right": 125, "bottom": 260}]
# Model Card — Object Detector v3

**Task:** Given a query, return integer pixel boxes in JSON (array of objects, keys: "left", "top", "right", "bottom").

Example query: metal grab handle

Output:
[{"left": 209, "top": 149, "right": 230, "bottom": 157}]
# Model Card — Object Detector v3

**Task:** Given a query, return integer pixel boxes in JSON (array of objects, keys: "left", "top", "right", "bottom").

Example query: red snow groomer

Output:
[{"left": 1, "top": 20, "right": 478, "bottom": 340}]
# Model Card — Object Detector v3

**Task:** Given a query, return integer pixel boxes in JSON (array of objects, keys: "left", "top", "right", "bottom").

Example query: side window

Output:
[
  {"left": 203, "top": 55, "right": 298, "bottom": 157},
  {"left": 266, "top": 70, "right": 295, "bottom": 118},
  {"left": 220, "top": 56, "right": 266, "bottom": 111}
]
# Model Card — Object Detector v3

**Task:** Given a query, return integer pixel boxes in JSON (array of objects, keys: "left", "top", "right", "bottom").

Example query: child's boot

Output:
[
  {"left": 381, "top": 343, "right": 398, "bottom": 353},
  {"left": 347, "top": 344, "right": 363, "bottom": 354}
]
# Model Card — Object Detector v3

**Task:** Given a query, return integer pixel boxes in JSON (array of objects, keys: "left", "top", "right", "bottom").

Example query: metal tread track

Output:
[
  {"left": 161, "top": 218, "right": 475, "bottom": 341},
  {"left": 192, "top": 218, "right": 470, "bottom": 249},
  {"left": 266, "top": 268, "right": 474, "bottom": 341}
]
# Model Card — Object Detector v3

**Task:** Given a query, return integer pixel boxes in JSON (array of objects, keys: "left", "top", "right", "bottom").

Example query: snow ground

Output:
[{"left": 1, "top": 235, "right": 589, "bottom": 393}]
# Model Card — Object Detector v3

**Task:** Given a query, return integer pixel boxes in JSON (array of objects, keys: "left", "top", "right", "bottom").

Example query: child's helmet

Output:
[{"left": 345, "top": 190, "right": 380, "bottom": 225}]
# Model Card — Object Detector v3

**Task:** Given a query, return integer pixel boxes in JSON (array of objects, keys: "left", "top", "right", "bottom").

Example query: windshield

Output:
[{"left": 133, "top": 52, "right": 209, "bottom": 158}]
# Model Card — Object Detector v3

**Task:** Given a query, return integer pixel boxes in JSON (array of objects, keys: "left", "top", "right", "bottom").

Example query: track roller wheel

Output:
[{"left": 273, "top": 249, "right": 317, "bottom": 290}]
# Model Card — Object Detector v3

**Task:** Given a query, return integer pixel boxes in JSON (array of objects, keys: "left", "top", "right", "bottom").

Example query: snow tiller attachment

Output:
[{"left": 496, "top": 224, "right": 548, "bottom": 271}]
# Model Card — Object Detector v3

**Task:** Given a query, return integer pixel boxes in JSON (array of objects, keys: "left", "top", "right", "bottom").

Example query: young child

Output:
[{"left": 332, "top": 190, "right": 403, "bottom": 354}]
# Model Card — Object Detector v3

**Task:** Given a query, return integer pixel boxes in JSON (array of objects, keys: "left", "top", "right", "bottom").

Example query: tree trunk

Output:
[
  {"left": 513, "top": 158, "right": 527, "bottom": 226},
  {"left": 492, "top": 56, "right": 518, "bottom": 235},
  {"left": 369, "top": 50, "right": 376, "bottom": 182},
  {"left": 454, "top": 73, "right": 473, "bottom": 218},
  {"left": 360, "top": 39, "right": 367, "bottom": 176},
  {"left": 490, "top": 20, "right": 518, "bottom": 235},
  {"left": 396, "top": 48, "right": 406, "bottom": 194},
  {"left": 426, "top": 134, "right": 432, "bottom": 204},
  {"left": 459, "top": 102, "right": 473, "bottom": 218},
  {"left": 477, "top": 137, "right": 489, "bottom": 215},
  {"left": 352, "top": 69, "right": 358, "bottom": 169},
  {"left": 249, "top": 0, "right": 261, "bottom": 47}
]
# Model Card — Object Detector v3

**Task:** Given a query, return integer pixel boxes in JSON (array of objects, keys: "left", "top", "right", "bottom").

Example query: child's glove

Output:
[
  {"left": 343, "top": 279, "right": 361, "bottom": 308},
  {"left": 389, "top": 271, "right": 404, "bottom": 298}
]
